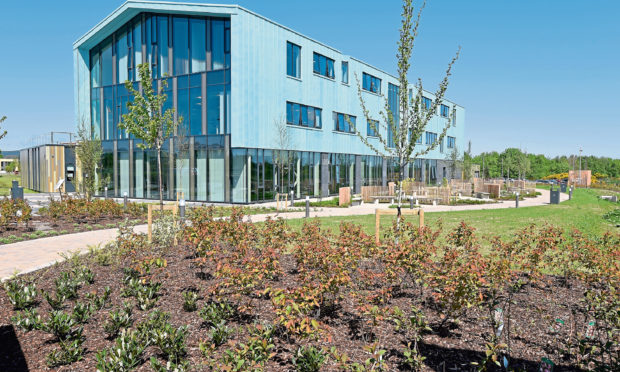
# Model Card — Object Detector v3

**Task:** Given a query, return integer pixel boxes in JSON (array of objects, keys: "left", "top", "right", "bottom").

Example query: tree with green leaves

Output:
[
  {"left": 120, "top": 63, "right": 179, "bottom": 209},
  {"left": 75, "top": 119, "right": 102, "bottom": 200},
  {"left": 350, "top": 0, "right": 459, "bottom": 229},
  {"left": 446, "top": 145, "right": 462, "bottom": 180}
]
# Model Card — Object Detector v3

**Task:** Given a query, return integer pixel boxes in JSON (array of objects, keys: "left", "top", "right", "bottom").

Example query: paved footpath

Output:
[{"left": 0, "top": 189, "right": 566, "bottom": 281}]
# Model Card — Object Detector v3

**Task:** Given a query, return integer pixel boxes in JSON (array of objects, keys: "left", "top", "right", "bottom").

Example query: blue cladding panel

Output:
[{"left": 75, "top": 2, "right": 465, "bottom": 161}]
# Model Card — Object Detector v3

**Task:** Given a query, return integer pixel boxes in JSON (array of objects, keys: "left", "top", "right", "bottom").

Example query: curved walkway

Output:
[{"left": 0, "top": 189, "right": 566, "bottom": 280}]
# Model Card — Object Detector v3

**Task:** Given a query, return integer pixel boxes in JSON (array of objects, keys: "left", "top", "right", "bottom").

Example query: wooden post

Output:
[
  {"left": 419, "top": 209, "right": 424, "bottom": 227},
  {"left": 375, "top": 209, "right": 381, "bottom": 245},
  {"left": 148, "top": 204, "right": 153, "bottom": 242}
]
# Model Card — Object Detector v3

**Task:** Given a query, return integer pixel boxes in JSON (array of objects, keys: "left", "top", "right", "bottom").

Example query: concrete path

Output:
[{"left": 0, "top": 189, "right": 566, "bottom": 281}]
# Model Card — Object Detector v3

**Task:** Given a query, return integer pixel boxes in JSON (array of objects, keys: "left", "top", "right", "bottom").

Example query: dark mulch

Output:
[
  {"left": 0, "top": 242, "right": 596, "bottom": 371},
  {"left": 0, "top": 215, "right": 146, "bottom": 244}
]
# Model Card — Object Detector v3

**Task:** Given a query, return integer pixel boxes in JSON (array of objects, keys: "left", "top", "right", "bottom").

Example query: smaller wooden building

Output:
[{"left": 20, "top": 144, "right": 77, "bottom": 193}]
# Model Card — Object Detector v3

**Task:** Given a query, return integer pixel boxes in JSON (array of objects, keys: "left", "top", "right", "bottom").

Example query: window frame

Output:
[
  {"left": 286, "top": 41, "right": 301, "bottom": 79},
  {"left": 312, "top": 52, "right": 335, "bottom": 79},
  {"left": 440, "top": 104, "right": 449, "bottom": 118},
  {"left": 362, "top": 72, "right": 381, "bottom": 94},
  {"left": 447, "top": 136, "right": 456, "bottom": 149},
  {"left": 286, "top": 101, "right": 322, "bottom": 129},
  {"left": 341, "top": 61, "right": 349, "bottom": 84},
  {"left": 367, "top": 119, "right": 379, "bottom": 137},
  {"left": 422, "top": 97, "right": 432, "bottom": 110},
  {"left": 333, "top": 112, "right": 357, "bottom": 134}
]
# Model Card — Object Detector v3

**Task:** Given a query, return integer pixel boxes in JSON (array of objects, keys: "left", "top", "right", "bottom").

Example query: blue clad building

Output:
[{"left": 73, "top": 0, "right": 465, "bottom": 203}]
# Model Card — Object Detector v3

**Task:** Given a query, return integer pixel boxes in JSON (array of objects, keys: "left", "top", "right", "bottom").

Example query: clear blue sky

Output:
[{"left": 0, "top": 0, "right": 618, "bottom": 157}]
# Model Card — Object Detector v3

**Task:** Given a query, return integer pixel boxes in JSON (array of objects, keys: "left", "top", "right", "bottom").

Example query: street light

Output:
[{"left": 578, "top": 147, "right": 583, "bottom": 187}]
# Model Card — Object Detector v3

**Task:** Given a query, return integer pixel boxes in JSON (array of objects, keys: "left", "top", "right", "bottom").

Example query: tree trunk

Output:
[{"left": 157, "top": 146, "right": 164, "bottom": 211}]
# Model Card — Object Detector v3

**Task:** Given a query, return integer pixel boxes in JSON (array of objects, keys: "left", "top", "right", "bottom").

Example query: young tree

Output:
[
  {"left": 75, "top": 119, "right": 102, "bottom": 200},
  {"left": 350, "top": 0, "right": 459, "bottom": 229},
  {"left": 273, "top": 115, "right": 293, "bottom": 197},
  {"left": 0, "top": 116, "right": 8, "bottom": 155},
  {"left": 120, "top": 63, "right": 179, "bottom": 209},
  {"left": 462, "top": 140, "right": 473, "bottom": 181},
  {"left": 446, "top": 145, "right": 462, "bottom": 180}
]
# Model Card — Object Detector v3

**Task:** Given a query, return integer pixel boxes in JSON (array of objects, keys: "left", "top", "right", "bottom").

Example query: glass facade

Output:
[
  {"left": 90, "top": 13, "right": 231, "bottom": 141},
  {"left": 87, "top": 11, "right": 449, "bottom": 203}
]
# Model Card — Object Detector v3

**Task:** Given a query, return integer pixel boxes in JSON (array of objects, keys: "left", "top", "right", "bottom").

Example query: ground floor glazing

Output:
[{"left": 97, "top": 136, "right": 452, "bottom": 203}]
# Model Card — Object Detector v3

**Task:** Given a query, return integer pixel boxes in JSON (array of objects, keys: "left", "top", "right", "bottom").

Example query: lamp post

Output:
[{"left": 578, "top": 147, "right": 582, "bottom": 187}]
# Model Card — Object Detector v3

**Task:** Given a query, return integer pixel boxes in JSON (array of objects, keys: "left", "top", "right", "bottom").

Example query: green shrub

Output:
[
  {"left": 44, "top": 290, "right": 66, "bottom": 310},
  {"left": 3, "top": 278, "right": 37, "bottom": 310},
  {"left": 86, "top": 286, "right": 111, "bottom": 310},
  {"left": 11, "top": 308, "right": 41, "bottom": 331},
  {"left": 0, "top": 197, "right": 32, "bottom": 229},
  {"left": 71, "top": 301, "right": 93, "bottom": 324},
  {"left": 150, "top": 357, "right": 190, "bottom": 372},
  {"left": 103, "top": 302, "right": 133, "bottom": 339},
  {"left": 42, "top": 310, "right": 82, "bottom": 341},
  {"left": 46, "top": 337, "right": 85, "bottom": 367},
  {"left": 199, "top": 301, "right": 236, "bottom": 327},
  {"left": 209, "top": 322, "right": 232, "bottom": 347},
  {"left": 292, "top": 345, "right": 326, "bottom": 372},
  {"left": 96, "top": 330, "right": 146, "bottom": 372},
  {"left": 182, "top": 290, "right": 198, "bottom": 312},
  {"left": 152, "top": 323, "right": 188, "bottom": 360}
]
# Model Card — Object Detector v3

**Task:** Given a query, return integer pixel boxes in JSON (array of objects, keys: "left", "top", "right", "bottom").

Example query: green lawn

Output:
[
  {"left": 284, "top": 188, "right": 619, "bottom": 241},
  {"left": 0, "top": 174, "right": 37, "bottom": 196}
]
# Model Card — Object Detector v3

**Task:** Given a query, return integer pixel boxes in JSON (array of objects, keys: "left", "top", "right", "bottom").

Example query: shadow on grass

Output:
[{"left": 0, "top": 324, "right": 28, "bottom": 371}]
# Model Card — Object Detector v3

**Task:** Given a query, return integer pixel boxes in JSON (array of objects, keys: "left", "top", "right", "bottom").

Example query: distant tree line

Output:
[{"left": 471, "top": 148, "right": 620, "bottom": 180}]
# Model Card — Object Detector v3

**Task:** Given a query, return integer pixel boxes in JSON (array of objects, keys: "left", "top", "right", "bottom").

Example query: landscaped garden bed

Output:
[
  {"left": 0, "top": 197, "right": 148, "bottom": 244},
  {"left": 0, "top": 205, "right": 617, "bottom": 371}
]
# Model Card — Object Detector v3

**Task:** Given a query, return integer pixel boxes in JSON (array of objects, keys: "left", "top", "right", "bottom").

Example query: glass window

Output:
[
  {"left": 447, "top": 136, "right": 455, "bottom": 148},
  {"left": 91, "top": 88, "right": 101, "bottom": 138},
  {"left": 91, "top": 50, "right": 101, "bottom": 88},
  {"left": 286, "top": 102, "right": 293, "bottom": 123},
  {"left": 313, "top": 52, "right": 335, "bottom": 79},
  {"left": 103, "top": 86, "right": 114, "bottom": 140},
  {"left": 452, "top": 109, "right": 457, "bottom": 126},
  {"left": 211, "top": 19, "right": 225, "bottom": 70},
  {"left": 207, "top": 80, "right": 225, "bottom": 134},
  {"left": 425, "top": 131, "right": 437, "bottom": 145},
  {"left": 334, "top": 112, "right": 356, "bottom": 133},
  {"left": 315, "top": 109, "right": 322, "bottom": 128},
  {"left": 367, "top": 119, "right": 378, "bottom": 137},
  {"left": 101, "top": 39, "right": 113, "bottom": 86},
  {"left": 177, "top": 85, "right": 190, "bottom": 134},
  {"left": 308, "top": 107, "right": 315, "bottom": 127},
  {"left": 231, "top": 149, "right": 247, "bottom": 203},
  {"left": 189, "top": 86, "right": 202, "bottom": 135},
  {"left": 173, "top": 17, "right": 189, "bottom": 75},
  {"left": 301, "top": 105, "right": 308, "bottom": 127},
  {"left": 190, "top": 18, "right": 206, "bottom": 73},
  {"left": 341, "top": 61, "right": 348, "bottom": 84},
  {"left": 158, "top": 16, "right": 169, "bottom": 77},
  {"left": 287, "top": 42, "right": 301, "bottom": 78},
  {"left": 133, "top": 21, "right": 142, "bottom": 79},
  {"left": 224, "top": 20, "right": 231, "bottom": 68},
  {"left": 362, "top": 72, "right": 381, "bottom": 94},
  {"left": 440, "top": 104, "right": 449, "bottom": 118},
  {"left": 292, "top": 103, "right": 300, "bottom": 125},
  {"left": 422, "top": 96, "right": 432, "bottom": 110}
]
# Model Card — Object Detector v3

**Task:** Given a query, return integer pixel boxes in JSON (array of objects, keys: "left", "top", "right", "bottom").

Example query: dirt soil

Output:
[
  {"left": 0, "top": 215, "right": 146, "bottom": 243},
  {"left": 0, "top": 238, "right": 600, "bottom": 372}
]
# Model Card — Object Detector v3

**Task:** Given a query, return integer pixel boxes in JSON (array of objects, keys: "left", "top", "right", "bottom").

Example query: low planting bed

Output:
[
  {"left": 0, "top": 197, "right": 148, "bottom": 244},
  {"left": 0, "top": 208, "right": 618, "bottom": 371}
]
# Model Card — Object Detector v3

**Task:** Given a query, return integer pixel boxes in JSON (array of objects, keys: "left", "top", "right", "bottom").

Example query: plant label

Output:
[
  {"left": 494, "top": 308, "right": 504, "bottom": 338},
  {"left": 585, "top": 320, "right": 595, "bottom": 339}
]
